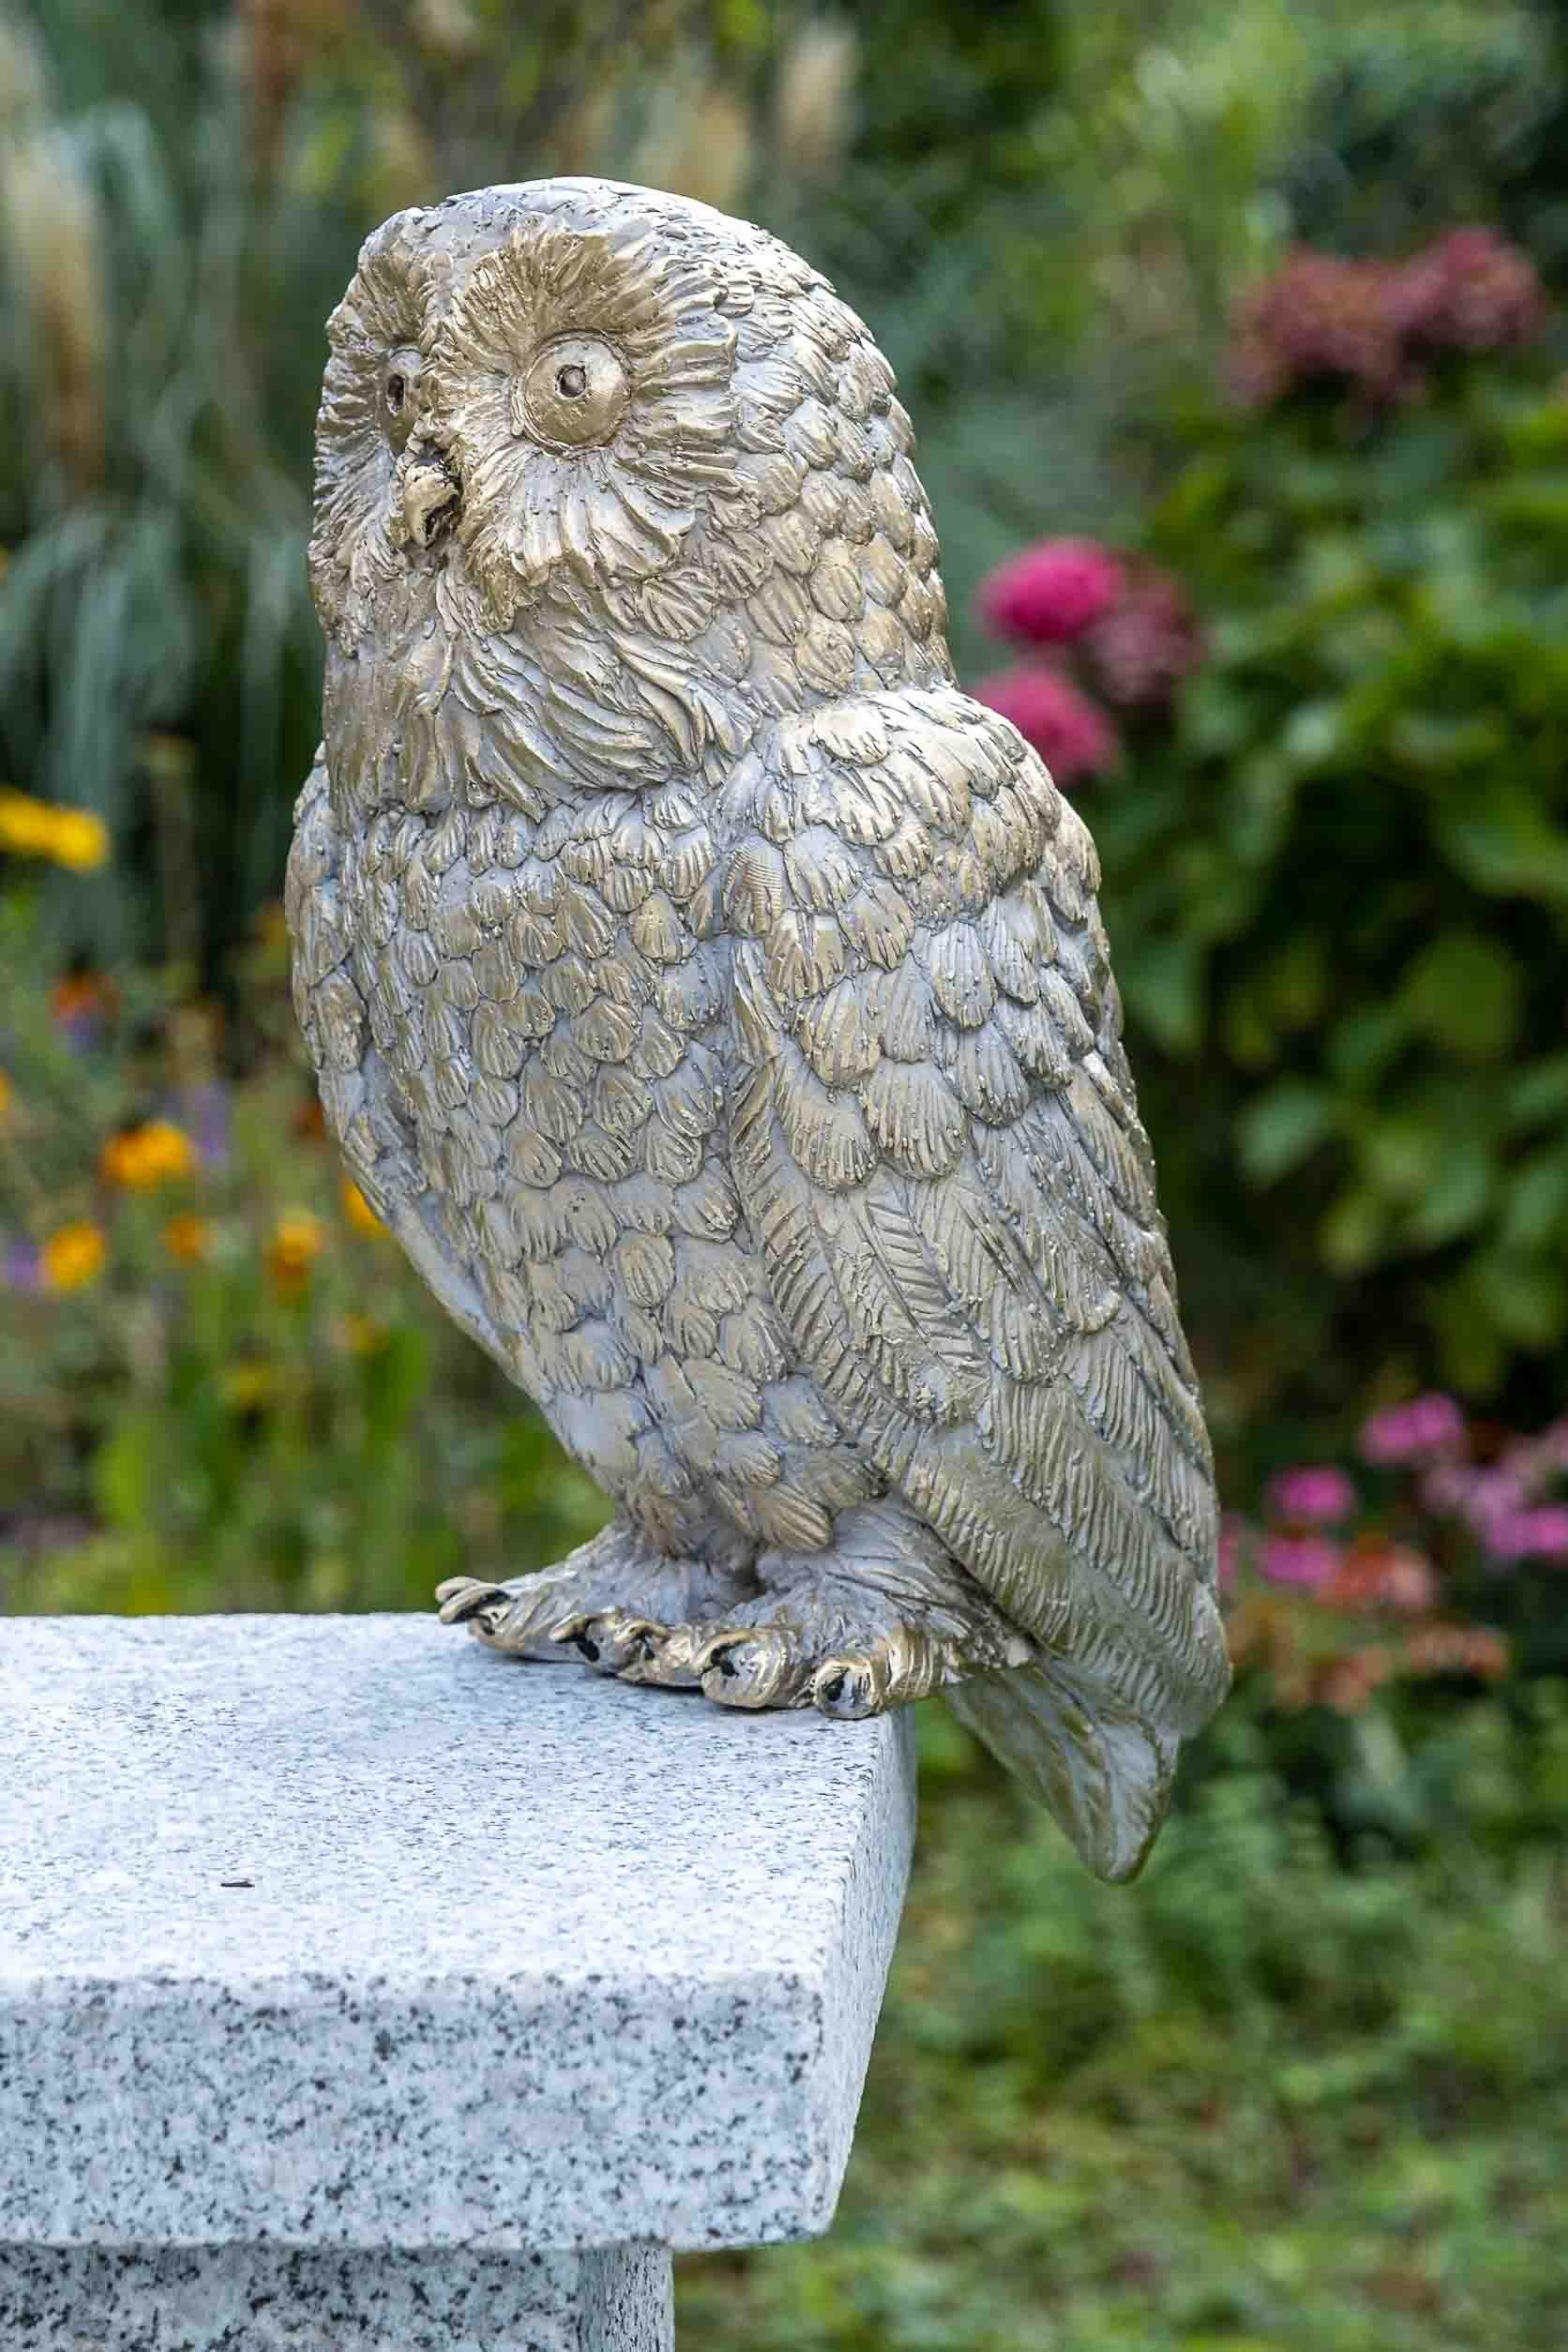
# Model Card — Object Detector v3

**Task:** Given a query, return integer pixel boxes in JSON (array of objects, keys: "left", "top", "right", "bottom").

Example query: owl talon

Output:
[
  {"left": 810, "top": 1652, "right": 889, "bottom": 1720},
  {"left": 437, "top": 1577, "right": 518, "bottom": 1634},
  {"left": 550, "top": 1607, "right": 684, "bottom": 1679},
  {"left": 693, "top": 1625, "right": 804, "bottom": 1710}
]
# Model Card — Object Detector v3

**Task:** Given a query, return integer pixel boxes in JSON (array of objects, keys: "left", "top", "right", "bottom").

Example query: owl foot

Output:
[
  {"left": 434, "top": 1522, "right": 752, "bottom": 1663},
  {"left": 551, "top": 1594, "right": 983, "bottom": 1718}
]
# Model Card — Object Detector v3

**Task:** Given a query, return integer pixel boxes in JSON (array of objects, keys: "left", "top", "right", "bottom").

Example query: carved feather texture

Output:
[
  {"left": 721, "top": 684, "right": 1229, "bottom": 1875},
  {"left": 290, "top": 177, "right": 1226, "bottom": 1882}
]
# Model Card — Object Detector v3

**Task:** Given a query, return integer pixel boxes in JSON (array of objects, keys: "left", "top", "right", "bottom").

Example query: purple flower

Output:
[
  {"left": 1360, "top": 1393, "right": 1466, "bottom": 1466},
  {"left": 1259, "top": 1530, "right": 1342, "bottom": 1590},
  {"left": 180, "top": 1080, "right": 232, "bottom": 1172},
  {"left": 3, "top": 1239, "right": 40, "bottom": 1292},
  {"left": 1268, "top": 1464, "right": 1358, "bottom": 1525},
  {"left": 977, "top": 539, "right": 1126, "bottom": 648},
  {"left": 972, "top": 667, "right": 1121, "bottom": 786},
  {"left": 1217, "top": 1514, "right": 1249, "bottom": 1589},
  {"left": 1485, "top": 1505, "right": 1568, "bottom": 1563}
]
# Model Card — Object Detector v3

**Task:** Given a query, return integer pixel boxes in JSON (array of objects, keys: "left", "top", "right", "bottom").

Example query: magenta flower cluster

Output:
[
  {"left": 1360, "top": 1392, "right": 1467, "bottom": 1466},
  {"left": 971, "top": 536, "right": 1202, "bottom": 787},
  {"left": 978, "top": 538, "right": 1124, "bottom": 645},
  {"left": 1409, "top": 1413, "right": 1568, "bottom": 1566},
  {"left": 1229, "top": 1393, "right": 1568, "bottom": 1609},
  {"left": 1230, "top": 226, "right": 1548, "bottom": 410}
]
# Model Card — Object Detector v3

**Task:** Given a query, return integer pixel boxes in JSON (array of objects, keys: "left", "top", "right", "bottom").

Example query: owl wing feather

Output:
[
  {"left": 285, "top": 752, "right": 515, "bottom": 1378},
  {"left": 724, "top": 686, "right": 1230, "bottom": 1878}
]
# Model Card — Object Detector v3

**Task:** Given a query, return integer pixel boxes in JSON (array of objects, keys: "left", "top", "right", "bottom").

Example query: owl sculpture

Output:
[{"left": 286, "top": 179, "right": 1229, "bottom": 1880}]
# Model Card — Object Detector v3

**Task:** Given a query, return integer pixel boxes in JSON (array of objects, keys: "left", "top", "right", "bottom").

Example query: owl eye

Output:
[
  {"left": 381, "top": 347, "right": 420, "bottom": 451},
  {"left": 514, "top": 334, "right": 629, "bottom": 450}
]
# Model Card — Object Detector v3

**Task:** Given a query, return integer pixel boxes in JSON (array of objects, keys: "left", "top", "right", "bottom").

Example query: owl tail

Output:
[{"left": 944, "top": 1659, "right": 1178, "bottom": 1883}]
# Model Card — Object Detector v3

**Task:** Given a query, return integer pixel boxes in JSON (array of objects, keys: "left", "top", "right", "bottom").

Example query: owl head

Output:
[{"left": 309, "top": 182, "right": 948, "bottom": 797}]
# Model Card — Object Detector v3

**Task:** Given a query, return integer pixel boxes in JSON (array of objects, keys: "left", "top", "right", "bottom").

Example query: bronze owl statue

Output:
[{"left": 285, "top": 178, "right": 1229, "bottom": 1880}]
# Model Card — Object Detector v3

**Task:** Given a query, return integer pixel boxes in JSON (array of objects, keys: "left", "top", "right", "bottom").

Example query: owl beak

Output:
[{"left": 400, "top": 455, "right": 460, "bottom": 550}]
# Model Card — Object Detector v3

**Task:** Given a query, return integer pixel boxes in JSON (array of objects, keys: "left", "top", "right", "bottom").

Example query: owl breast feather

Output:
[{"left": 291, "top": 750, "right": 880, "bottom": 1564}]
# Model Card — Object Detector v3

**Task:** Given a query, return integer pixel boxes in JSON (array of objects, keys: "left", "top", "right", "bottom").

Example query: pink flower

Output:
[
  {"left": 1360, "top": 1393, "right": 1467, "bottom": 1466},
  {"left": 1082, "top": 566, "right": 1204, "bottom": 712},
  {"left": 1393, "top": 227, "right": 1547, "bottom": 355},
  {"left": 1418, "top": 1460, "right": 1474, "bottom": 1515},
  {"left": 1259, "top": 1530, "right": 1342, "bottom": 1590},
  {"left": 1216, "top": 1514, "right": 1249, "bottom": 1589},
  {"left": 1485, "top": 1505, "right": 1568, "bottom": 1563},
  {"left": 1268, "top": 1464, "right": 1358, "bottom": 1525},
  {"left": 1229, "top": 248, "right": 1411, "bottom": 408},
  {"left": 972, "top": 667, "right": 1121, "bottom": 786},
  {"left": 1459, "top": 1467, "right": 1529, "bottom": 1539},
  {"left": 1324, "top": 1543, "right": 1438, "bottom": 1616},
  {"left": 977, "top": 538, "right": 1126, "bottom": 647},
  {"left": 1229, "top": 230, "right": 1547, "bottom": 413}
]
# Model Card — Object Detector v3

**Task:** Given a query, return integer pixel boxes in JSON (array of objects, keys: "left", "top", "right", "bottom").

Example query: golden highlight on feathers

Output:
[{"left": 288, "top": 178, "right": 1229, "bottom": 1885}]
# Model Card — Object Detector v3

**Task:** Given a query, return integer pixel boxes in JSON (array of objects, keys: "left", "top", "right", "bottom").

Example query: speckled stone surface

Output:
[
  {"left": 0, "top": 2243, "right": 672, "bottom": 2350},
  {"left": 0, "top": 1614, "right": 915, "bottom": 2256}
]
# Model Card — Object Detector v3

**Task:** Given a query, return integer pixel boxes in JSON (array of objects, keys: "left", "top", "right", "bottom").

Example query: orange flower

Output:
[
  {"left": 50, "top": 971, "right": 114, "bottom": 1035},
  {"left": 162, "top": 1212, "right": 212, "bottom": 1265},
  {"left": 1314, "top": 1646, "right": 1395, "bottom": 1715},
  {"left": 340, "top": 1175, "right": 389, "bottom": 1238},
  {"left": 100, "top": 1119, "right": 197, "bottom": 1190},
  {"left": 41, "top": 1220, "right": 107, "bottom": 1291},
  {"left": 1403, "top": 1622, "right": 1510, "bottom": 1683},
  {"left": 267, "top": 1210, "right": 325, "bottom": 1293}
]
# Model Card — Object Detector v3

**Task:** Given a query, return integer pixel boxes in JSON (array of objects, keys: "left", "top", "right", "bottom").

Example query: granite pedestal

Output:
[{"left": 0, "top": 1614, "right": 916, "bottom": 2349}]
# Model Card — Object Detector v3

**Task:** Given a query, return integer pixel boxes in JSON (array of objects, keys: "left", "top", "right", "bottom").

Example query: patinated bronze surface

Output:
[{"left": 285, "top": 178, "right": 1229, "bottom": 1880}]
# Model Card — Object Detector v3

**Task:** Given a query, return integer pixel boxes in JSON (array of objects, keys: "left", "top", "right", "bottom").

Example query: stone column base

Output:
[{"left": 0, "top": 2244, "right": 673, "bottom": 2352}]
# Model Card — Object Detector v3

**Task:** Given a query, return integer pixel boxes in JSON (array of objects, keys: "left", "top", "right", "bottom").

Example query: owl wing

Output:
[
  {"left": 725, "top": 686, "right": 1229, "bottom": 1877},
  {"left": 285, "top": 752, "right": 514, "bottom": 1378}
]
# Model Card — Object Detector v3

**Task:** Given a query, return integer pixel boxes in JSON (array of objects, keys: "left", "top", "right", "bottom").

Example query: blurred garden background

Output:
[{"left": 4, "top": 0, "right": 1568, "bottom": 2342}]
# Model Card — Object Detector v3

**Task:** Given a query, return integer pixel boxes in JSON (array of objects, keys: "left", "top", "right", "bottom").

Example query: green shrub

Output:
[
  {"left": 1073, "top": 241, "right": 1568, "bottom": 1413},
  {"left": 677, "top": 1712, "right": 1568, "bottom": 2350},
  {"left": 0, "top": 882, "right": 606, "bottom": 1612}
]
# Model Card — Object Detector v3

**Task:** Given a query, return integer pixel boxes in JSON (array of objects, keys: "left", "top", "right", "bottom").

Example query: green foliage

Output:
[
  {"left": 0, "top": 892, "right": 607, "bottom": 1613},
  {"left": 0, "top": 0, "right": 788, "bottom": 970},
  {"left": 678, "top": 1712, "right": 1568, "bottom": 2349},
  {"left": 1093, "top": 360, "right": 1568, "bottom": 1414},
  {"left": 4, "top": 11, "right": 1568, "bottom": 2346}
]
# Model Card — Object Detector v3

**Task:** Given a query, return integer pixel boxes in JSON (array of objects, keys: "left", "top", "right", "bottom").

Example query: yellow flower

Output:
[
  {"left": 340, "top": 1174, "right": 389, "bottom": 1238},
  {"left": 337, "top": 1311, "right": 386, "bottom": 1355},
  {"left": 267, "top": 1210, "right": 325, "bottom": 1293},
  {"left": 41, "top": 1220, "right": 107, "bottom": 1291},
  {"left": 100, "top": 1119, "right": 196, "bottom": 1190},
  {"left": 47, "top": 807, "right": 111, "bottom": 871},
  {"left": 162, "top": 1212, "right": 212, "bottom": 1265},
  {"left": 219, "top": 1360, "right": 279, "bottom": 1411},
  {"left": 0, "top": 789, "right": 109, "bottom": 870},
  {"left": 0, "top": 1068, "right": 13, "bottom": 1125}
]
